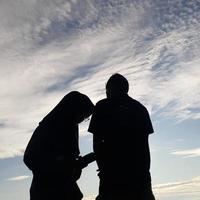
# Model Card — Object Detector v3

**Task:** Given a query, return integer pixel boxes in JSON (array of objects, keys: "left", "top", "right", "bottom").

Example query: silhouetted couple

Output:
[{"left": 24, "top": 73, "right": 155, "bottom": 200}]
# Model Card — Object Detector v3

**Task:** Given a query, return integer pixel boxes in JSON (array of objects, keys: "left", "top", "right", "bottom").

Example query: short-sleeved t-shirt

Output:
[{"left": 88, "top": 95, "right": 154, "bottom": 183}]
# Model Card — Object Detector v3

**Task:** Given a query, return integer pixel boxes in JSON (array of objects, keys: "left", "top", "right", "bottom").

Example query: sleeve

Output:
[
  {"left": 143, "top": 107, "right": 154, "bottom": 134},
  {"left": 87, "top": 112, "right": 96, "bottom": 134},
  {"left": 88, "top": 103, "right": 105, "bottom": 170},
  {"left": 23, "top": 126, "right": 42, "bottom": 170},
  {"left": 88, "top": 103, "right": 102, "bottom": 135}
]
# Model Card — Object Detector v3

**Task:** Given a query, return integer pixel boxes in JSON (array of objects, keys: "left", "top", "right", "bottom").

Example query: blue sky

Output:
[{"left": 0, "top": 0, "right": 200, "bottom": 199}]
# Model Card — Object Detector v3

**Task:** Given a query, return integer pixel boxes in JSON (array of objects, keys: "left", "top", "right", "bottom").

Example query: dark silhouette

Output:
[
  {"left": 23, "top": 91, "right": 95, "bottom": 200},
  {"left": 88, "top": 74, "right": 156, "bottom": 200}
]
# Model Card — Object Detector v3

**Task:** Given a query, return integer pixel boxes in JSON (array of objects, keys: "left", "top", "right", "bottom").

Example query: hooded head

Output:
[{"left": 41, "top": 91, "right": 94, "bottom": 125}]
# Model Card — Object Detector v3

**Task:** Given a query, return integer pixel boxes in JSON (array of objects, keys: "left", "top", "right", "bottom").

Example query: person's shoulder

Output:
[
  {"left": 93, "top": 98, "right": 112, "bottom": 114},
  {"left": 95, "top": 98, "right": 109, "bottom": 107},
  {"left": 127, "top": 96, "right": 148, "bottom": 111}
]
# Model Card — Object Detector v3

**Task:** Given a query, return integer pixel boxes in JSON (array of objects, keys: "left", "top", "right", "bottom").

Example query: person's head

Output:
[
  {"left": 106, "top": 73, "right": 129, "bottom": 98},
  {"left": 41, "top": 91, "right": 94, "bottom": 125},
  {"left": 65, "top": 91, "right": 94, "bottom": 123}
]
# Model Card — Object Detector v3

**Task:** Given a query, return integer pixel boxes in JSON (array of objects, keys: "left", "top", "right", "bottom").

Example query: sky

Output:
[{"left": 0, "top": 0, "right": 200, "bottom": 199}]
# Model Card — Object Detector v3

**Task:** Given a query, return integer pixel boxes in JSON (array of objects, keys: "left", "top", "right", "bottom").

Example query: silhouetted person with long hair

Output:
[
  {"left": 88, "top": 74, "right": 155, "bottom": 200},
  {"left": 24, "top": 91, "right": 94, "bottom": 200}
]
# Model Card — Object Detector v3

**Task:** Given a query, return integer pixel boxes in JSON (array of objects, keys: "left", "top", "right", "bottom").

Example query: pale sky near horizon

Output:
[{"left": 0, "top": 0, "right": 200, "bottom": 199}]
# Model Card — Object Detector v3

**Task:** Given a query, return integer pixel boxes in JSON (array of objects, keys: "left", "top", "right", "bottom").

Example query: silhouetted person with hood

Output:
[
  {"left": 88, "top": 74, "right": 155, "bottom": 200},
  {"left": 24, "top": 91, "right": 94, "bottom": 200}
]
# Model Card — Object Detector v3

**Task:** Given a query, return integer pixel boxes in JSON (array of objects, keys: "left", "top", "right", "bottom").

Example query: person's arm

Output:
[
  {"left": 88, "top": 101, "right": 106, "bottom": 170},
  {"left": 93, "top": 134, "right": 105, "bottom": 171},
  {"left": 144, "top": 134, "right": 151, "bottom": 170}
]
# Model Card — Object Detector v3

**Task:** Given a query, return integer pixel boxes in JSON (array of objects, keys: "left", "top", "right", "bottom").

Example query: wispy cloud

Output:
[
  {"left": 0, "top": 0, "right": 200, "bottom": 159},
  {"left": 153, "top": 176, "right": 200, "bottom": 199},
  {"left": 5, "top": 175, "right": 30, "bottom": 181},
  {"left": 83, "top": 176, "right": 200, "bottom": 200},
  {"left": 171, "top": 147, "right": 200, "bottom": 158}
]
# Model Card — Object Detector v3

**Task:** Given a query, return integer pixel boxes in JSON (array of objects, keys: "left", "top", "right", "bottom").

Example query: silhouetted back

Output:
[{"left": 88, "top": 94, "right": 153, "bottom": 184}]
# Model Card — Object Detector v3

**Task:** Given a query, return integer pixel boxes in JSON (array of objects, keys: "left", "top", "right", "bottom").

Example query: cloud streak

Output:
[
  {"left": 5, "top": 175, "right": 30, "bottom": 182},
  {"left": 83, "top": 176, "right": 200, "bottom": 200},
  {"left": 153, "top": 176, "right": 200, "bottom": 199},
  {"left": 171, "top": 147, "right": 200, "bottom": 158}
]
